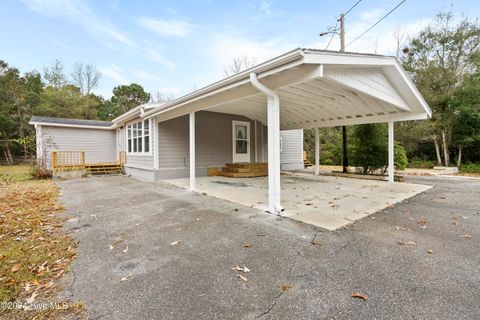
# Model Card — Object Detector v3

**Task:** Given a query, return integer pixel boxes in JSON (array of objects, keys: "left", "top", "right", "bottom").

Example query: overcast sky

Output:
[{"left": 1, "top": 0, "right": 479, "bottom": 99}]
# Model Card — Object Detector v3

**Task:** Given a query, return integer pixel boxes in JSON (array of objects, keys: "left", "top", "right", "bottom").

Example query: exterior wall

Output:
[
  {"left": 156, "top": 111, "right": 259, "bottom": 175},
  {"left": 280, "top": 129, "right": 304, "bottom": 170},
  {"left": 39, "top": 125, "right": 116, "bottom": 169}
]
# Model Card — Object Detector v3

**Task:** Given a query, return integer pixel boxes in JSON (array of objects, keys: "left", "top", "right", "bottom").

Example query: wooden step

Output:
[
  {"left": 225, "top": 162, "right": 268, "bottom": 169},
  {"left": 219, "top": 162, "right": 268, "bottom": 178},
  {"left": 218, "top": 171, "right": 267, "bottom": 178}
]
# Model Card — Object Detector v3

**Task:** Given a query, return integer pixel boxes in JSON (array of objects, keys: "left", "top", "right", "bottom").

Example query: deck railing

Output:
[
  {"left": 52, "top": 151, "right": 126, "bottom": 173},
  {"left": 52, "top": 151, "right": 85, "bottom": 173}
]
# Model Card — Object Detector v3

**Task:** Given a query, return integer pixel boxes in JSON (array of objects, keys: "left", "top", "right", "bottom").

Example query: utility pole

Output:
[{"left": 339, "top": 13, "right": 349, "bottom": 174}]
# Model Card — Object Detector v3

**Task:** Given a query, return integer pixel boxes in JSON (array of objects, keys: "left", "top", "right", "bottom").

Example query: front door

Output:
[{"left": 232, "top": 121, "right": 250, "bottom": 163}]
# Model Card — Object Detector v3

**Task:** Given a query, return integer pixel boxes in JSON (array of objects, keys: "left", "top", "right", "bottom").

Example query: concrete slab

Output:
[{"left": 163, "top": 173, "right": 432, "bottom": 230}]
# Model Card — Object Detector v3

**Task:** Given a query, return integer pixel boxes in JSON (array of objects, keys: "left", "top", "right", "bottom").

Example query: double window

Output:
[{"left": 127, "top": 119, "right": 150, "bottom": 154}]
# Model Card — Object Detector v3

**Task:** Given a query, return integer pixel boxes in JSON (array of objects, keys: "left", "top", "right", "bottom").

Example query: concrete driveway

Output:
[
  {"left": 60, "top": 175, "right": 480, "bottom": 319},
  {"left": 163, "top": 173, "right": 431, "bottom": 230}
]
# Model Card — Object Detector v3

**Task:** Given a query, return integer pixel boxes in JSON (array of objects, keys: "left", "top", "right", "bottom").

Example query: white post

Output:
[
  {"left": 153, "top": 117, "right": 159, "bottom": 170},
  {"left": 267, "top": 96, "right": 281, "bottom": 213},
  {"left": 315, "top": 127, "right": 320, "bottom": 175},
  {"left": 388, "top": 121, "right": 394, "bottom": 183},
  {"left": 189, "top": 112, "right": 196, "bottom": 191},
  {"left": 250, "top": 73, "right": 281, "bottom": 214}
]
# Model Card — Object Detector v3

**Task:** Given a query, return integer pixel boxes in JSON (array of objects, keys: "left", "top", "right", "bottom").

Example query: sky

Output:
[{"left": 1, "top": 0, "right": 479, "bottom": 100}]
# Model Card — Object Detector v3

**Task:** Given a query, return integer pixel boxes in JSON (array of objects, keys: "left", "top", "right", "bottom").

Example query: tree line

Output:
[
  {"left": 0, "top": 59, "right": 151, "bottom": 164},
  {"left": 305, "top": 11, "right": 480, "bottom": 171}
]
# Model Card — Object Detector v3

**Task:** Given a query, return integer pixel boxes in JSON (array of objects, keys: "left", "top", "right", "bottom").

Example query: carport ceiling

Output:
[
  {"left": 144, "top": 49, "right": 431, "bottom": 129},
  {"left": 207, "top": 63, "right": 427, "bottom": 130}
]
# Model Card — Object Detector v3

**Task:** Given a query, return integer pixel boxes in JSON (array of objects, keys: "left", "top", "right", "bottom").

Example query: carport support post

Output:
[
  {"left": 189, "top": 112, "right": 196, "bottom": 191},
  {"left": 250, "top": 72, "right": 281, "bottom": 214},
  {"left": 266, "top": 95, "right": 282, "bottom": 213},
  {"left": 315, "top": 128, "right": 320, "bottom": 175},
  {"left": 388, "top": 121, "right": 394, "bottom": 183}
]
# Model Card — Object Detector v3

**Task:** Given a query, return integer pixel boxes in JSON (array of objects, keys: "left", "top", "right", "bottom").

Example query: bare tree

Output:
[
  {"left": 150, "top": 91, "right": 174, "bottom": 103},
  {"left": 393, "top": 25, "right": 408, "bottom": 59},
  {"left": 71, "top": 62, "right": 101, "bottom": 95},
  {"left": 223, "top": 55, "right": 257, "bottom": 77},
  {"left": 44, "top": 59, "right": 66, "bottom": 89}
]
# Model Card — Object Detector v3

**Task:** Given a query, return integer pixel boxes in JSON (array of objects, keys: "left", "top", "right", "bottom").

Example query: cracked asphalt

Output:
[{"left": 59, "top": 175, "right": 480, "bottom": 320}]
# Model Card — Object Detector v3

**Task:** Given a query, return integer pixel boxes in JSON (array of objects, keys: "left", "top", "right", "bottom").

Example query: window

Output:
[{"left": 127, "top": 119, "right": 151, "bottom": 154}]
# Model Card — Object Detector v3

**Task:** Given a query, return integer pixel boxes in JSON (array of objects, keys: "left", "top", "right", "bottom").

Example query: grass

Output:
[
  {"left": 0, "top": 165, "right": 34, "bottom": 183},
  {"left": 0, "top": 165, "right": 87, "bottom": 319}
]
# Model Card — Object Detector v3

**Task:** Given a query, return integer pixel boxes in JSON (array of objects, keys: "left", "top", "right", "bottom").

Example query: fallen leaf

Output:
[
  {"left": 120, "top": 273, "right": 133, "bottom": 283},
  {"left": 109, "top": 245, "right": 114, "bottom": 250},
  {"left": 170, "top": 240, "right": 181, "bottom": 246},
  {"left": 461, "top": 234, "right": 472, "bottom": 240},
  {"left": 281, "top": 283, "right": 293, "bottom": 291},
  {"left": 419, "top": 225, "right": 426, "bottom": 229},
  {"left": 427, "top": 250, "right": 433, "bottom": 254},
  {"left": 123, "top": 246, "right": 129, "bottom": 253},
  {"left": 25, "top": 292, "right": 38, "bottom": 304},
  {"left": 243, "top": 266, "right": 250, "bottom": 273},
  {"left": 24, "top": 282, "right": 31, "bottom": 292},
  {"left": 395, "top": 226, "right": 407, "bottom": 231},
  {"left": 33, "top": 279, "right": 40, "bottom": 286},
  {"left": 398, "top": 241, "right": 417, "bottom": 246},
  {"left": 310, "top": 239, "right": 321, "bottom": 245},
  {"left": 243, "top": 242, "right": 253, "bottom": 248},
  {"left": 352, "top": 292, "right": 368, "bottom": 300},
  {"left": 11, "top": 264, "right": 20, "bottom": 273},
  {"left": 236, "top": 274, "right": 248, "bottom": 282}
]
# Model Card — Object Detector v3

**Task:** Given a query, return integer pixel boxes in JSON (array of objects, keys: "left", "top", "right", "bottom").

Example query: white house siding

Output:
[
  {"left": 40, "top": 126, "right": 116, "bottom": 169},
  {"left": 280, "top": 129, "right": 304, "bottom": 170}
]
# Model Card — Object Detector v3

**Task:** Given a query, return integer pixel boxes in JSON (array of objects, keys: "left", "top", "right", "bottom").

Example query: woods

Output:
[
  {"left": 305, "top": 12, "right": 480, "bottom": 171},
  {"left": 0, "top": 60, "right": 150, "bottom": 164}
]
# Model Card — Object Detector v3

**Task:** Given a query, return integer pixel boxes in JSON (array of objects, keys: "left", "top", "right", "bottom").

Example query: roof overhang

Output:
[
  {"left": 28, "top": 121, "right": 114, "bottom": 130},
  {"left": 142, "top": 48, "right": 431, "bottom": 130}
]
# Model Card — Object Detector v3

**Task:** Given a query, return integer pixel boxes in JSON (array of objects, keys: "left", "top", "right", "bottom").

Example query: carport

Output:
[{"left": 144, "top": 49, "right": 432, "bottom": 215}]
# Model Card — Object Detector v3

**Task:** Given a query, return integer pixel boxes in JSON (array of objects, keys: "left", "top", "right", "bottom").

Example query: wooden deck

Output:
[{"left": 52, "top": 151, "right": 125, "bottom": 175}]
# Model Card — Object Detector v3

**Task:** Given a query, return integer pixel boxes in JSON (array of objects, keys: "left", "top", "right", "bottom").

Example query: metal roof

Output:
[{"left": 30, "top": 116, "right": 113, "bottom": 128}]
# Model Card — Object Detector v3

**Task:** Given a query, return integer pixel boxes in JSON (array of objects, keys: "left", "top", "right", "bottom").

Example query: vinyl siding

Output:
[
  {"left": 157, "top": 111, "right": 258, "bottom": 170},
  {"left": 280, "top": 129, "right": 304, "bottom": 170},
  {"left": 40, "top": 126, "right": 116, "bottom": 169}
]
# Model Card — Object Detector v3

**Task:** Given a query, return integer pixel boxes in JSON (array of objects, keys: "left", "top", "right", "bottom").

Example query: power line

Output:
[
  {"left": 345, "top": 0, "right": 407, "bottom": 48},
  {"left": 344, "top": 0, "right": 362, "bottom": 17},
  {"left": 323, "top": 0, "right": 362, "bottom": 50},
  {"left": 324, "top": 21, "right": 339, "bottom": 50}
]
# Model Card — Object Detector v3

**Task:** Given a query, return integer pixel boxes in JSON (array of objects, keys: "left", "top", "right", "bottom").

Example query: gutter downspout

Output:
[{"left": 249, "top": 72, "right": 282, "bottom": 214}]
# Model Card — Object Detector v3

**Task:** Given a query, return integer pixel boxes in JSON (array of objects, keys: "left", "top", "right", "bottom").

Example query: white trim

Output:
[
  {"left": 153, "top": 117, "right": 159, "bottom": 169},
  {"left": 232, "top": 120, "right": 251, "bottom": 163},
  {"left": 189, "top": 112, "right": 196, "bottom": 191},
  {"left": 314, "top": 128, "right": 320, "bottom": 175},
  {"left": 254, "top": 120, "right": 258, "bottom": 162},
  {"left": 28, "top": 122, "right": 113, "bottom": 130},
  {"left": 125, "top": 118, "right": 152, "bottom": 156}
]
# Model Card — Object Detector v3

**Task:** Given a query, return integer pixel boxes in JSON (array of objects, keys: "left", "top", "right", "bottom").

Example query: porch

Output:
[{"left": 163, "top": 173, "right": 431, "bottom": 230}]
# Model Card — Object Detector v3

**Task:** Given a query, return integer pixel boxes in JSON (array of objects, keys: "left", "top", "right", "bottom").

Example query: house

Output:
[{"left": 30, "top": 48, "right": 431, "bottom": 214}]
